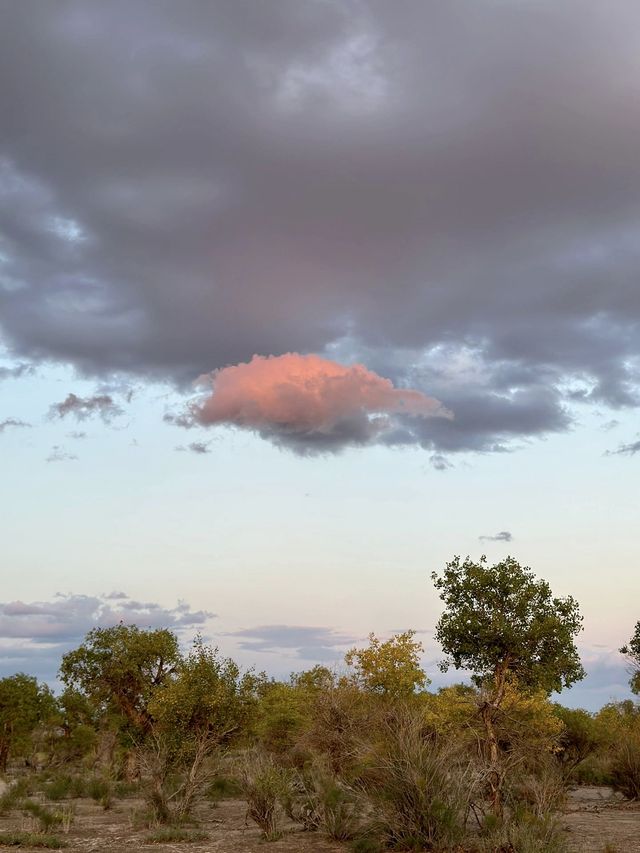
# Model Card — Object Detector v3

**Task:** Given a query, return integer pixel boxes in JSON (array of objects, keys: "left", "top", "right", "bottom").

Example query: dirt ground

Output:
[
  {"left": 564, "top": 786, "right": 640, "bottom": 852},
  {"left": 0, "top": 786, "right": 639, "bottom": 851}
]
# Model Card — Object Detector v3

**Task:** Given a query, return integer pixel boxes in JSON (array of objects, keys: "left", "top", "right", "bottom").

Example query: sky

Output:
[{"left": 0, "top": 0, "right": 639, "bottom": 711}]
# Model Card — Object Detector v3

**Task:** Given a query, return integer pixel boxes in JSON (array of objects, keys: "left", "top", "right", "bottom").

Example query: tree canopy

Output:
[
  {"left": 432, "top": 555, "right": 585, "bottom": 696},
  {"left": 620, "top": 620, "right": 640, "bottom": 694},
  {"left": 344, "top": 630, "right": 429, "bottom": 698}
]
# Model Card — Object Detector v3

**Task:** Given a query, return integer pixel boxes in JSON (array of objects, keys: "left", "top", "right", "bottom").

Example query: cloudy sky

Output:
[{"left": 1, "top": 0, "right": 639, "bottom": 709}]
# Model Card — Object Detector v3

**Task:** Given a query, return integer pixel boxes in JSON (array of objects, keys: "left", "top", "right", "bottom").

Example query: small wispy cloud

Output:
[
  {"left": 46, "top": 446, "right": 78, "bottom": 463},
  {"left": 606, "top": 439, "right": 640, "bottom": 456},
  {"left": 430, "top": 453, "right": 453, "bottom": 471},
  {"left": 175, "top": 441, "right": 211, "bottom": 455},
  {"left": 0, "top": 418, "right": 31, "bottom": 433},
  {"left": 163, "top": 412, "right": 197, "bottom": 429},
  {"left": 479, "top": 530, "right": 513, "bottom": 542},
  {"left": 49, "top": 392, "right": 123, "bottom": 423}
]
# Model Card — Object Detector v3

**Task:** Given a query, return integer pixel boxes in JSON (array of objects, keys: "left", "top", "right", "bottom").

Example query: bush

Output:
[
  {"left": 358, "top": 713, "right": 470, "bottom": 850},
  {"left": 610, "top": 730, "right": 640, "bottom": 800},
  {"left": 0, "top": 778, "right": 34, "bottom": 814},
  {"left": 21, "top": 800, "right": 64, "bottom": 832},
  {"left": 287, "top": 759, "right": 362, "bottom": 840},
  {"left": 205, "top": 775, "right": 242, "bottom": 804},
  {"left": 476, "top": 811, "right": 569, "bottom": 853},
  {"left": 144, "top": 828, "right": 208, "bottom": 844},
  {"left": 0, "top": 832, "right": 67, "bottom": 849},
  {"left": 239, "top": 750, "right": 290, "bottom": 841},
  {"left": 41, "top": 776, "right": 84, "bottom": 802},
  {"left": 85, "top": 777, "right": 113, "bottom": 809}
]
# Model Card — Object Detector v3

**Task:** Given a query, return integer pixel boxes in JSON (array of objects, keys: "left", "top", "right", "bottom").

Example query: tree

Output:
[
  {"left": 432, "top": 555, "right": 584, "bottom": 814},
  {"left": 59, "top": 625, "right": 181, "bottom": 735},
  {"left": 147, "top": 637, "right": 259, "bottom": 819},
  {"left": 344, "top": 631, "right": 429, "bottom": 698},
  {"left": 620, "top": 621, "right": 640, "bottom": 694},
  {"left": 0, "top": 674, "right": 53, "bottom": 772}
]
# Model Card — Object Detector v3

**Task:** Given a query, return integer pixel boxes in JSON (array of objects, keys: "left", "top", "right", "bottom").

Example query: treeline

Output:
[{"left": 1, "top": 556, "right": 639, "bottom": 852}]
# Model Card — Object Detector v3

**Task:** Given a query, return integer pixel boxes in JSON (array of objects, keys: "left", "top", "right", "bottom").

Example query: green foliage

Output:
[
  {"left": 254, "top": 681, "right": 310, "bottom": 754},
  {"left": 0, "top": 674, "right": 55, "bottom": 772},
  {"left": 149, "top": 637, "right": 257, "bottom": 748},
  {"left": 552, "top": 705, "right": 601, "bottom": 778},
  {"left": 59, "top": 625, "right": 181, "bottom": 733},
  {"left": 21, "top": 800, "right": 64, "bottom": 832},
  {"left": 610, "top": 728, "right": 640, "bottom": 800},
  {"left": 432, "top": 555, "right": 585, "bottom": 694},
  {"left": 205, "top": 775, "right": 242, "bottom": 803},
  {"left": 144, "top": 828, "right": 208, "bottom": 843},
  {"left": 239, "top": 750, "right": 291, "bottom": 841},
  {"left": 0, "top": 832, "right": 67, "bottom": 848},
  {"left": 476, "top": 811, "right": 569, "bottom": 853},
  {"left": 358, "top": 712, "right": 470, "bottom": 850},
  {"left": 85, "top": 777, "right": 113, "bottom": 809},
  {"left": 344, "top": 631, "right": 429, "bottom": 698},
  {"left": 287, "top": 759, "right": 362, "bottom": 840},
  {"left": 0, "top": 779, "right": 36, "bottom": 815},
  {"left": 620, "top": 620, "right": 640, "bottom": 694}
]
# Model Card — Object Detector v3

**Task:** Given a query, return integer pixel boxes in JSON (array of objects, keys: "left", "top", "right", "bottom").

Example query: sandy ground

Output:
[
  {"left": 0, "top": 786, "right": 638, "bottom": 851},
  {"left": 564, "top": 786, "right": 640, "bottom": 852}
]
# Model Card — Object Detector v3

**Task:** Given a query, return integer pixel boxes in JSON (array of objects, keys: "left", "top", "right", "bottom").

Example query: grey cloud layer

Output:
[
  {"left": 0, "top": 593, "right": 212, "bottom": 643},
  {"left": 2, "top": 1, "right": 640, "bottom": 453},
  {"left": 228, "top": 624, "right": 357, "bottom": 660}
]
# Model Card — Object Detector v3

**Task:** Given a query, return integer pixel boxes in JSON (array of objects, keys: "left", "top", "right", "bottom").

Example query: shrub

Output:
[
  {"left": 476, "top": 811, "right": 569, "bottom": 853},
  {"left": 610, "top": 730, "right": 640, "bottom": 800},
  {"left": 358, "top": 713, "right": 470, "bottom": 850},
  {"left": 0, "top": 778, "right": 34, "bottom": 814},
  {"left": 85, "top": 777, "right": 113, "bottom": 809},
  {"left": 239, "top": 750, "right": 290, "bottom": 840},
  {"left": 21, "top": 800, "right": 64, "bottom": 832},
  {"left": 0, "top": 832, "right": 67, "bottom": 849},
  {"left": 205, "top": 775, "right": 242, "bottom": 804},
  {"left": 144, "top": 828, "right": 208, "bottom": 844},
  {"left": 287, "top": 759, "right": 362, "bottom": 840}
]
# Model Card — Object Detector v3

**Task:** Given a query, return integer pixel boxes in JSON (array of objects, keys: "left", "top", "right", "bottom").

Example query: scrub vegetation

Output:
[{"left": 0, "top": 557, "right": 639, "bottom": 852}]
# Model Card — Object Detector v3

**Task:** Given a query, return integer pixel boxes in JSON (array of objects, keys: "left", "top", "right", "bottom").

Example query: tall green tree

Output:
[
  {"left": 432, "top": 555, "right": 584, "bottom": 814},
  {"left": 620, "top": 621, "right": 640, "bottom": 694},
  {"left": 0, "top": 674, "right": 54, "bottom": 772},
  {"left": 59, "top": 625, "right": 181, "bottom": 735}
]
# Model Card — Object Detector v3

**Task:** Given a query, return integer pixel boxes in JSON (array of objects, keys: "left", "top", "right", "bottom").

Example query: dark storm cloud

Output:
[
  {"left": 2, "top": 1, "right": 640, "bottom": 453},
  {"left": 49, "top": 392, "right": 123, "bottom": 422},
  {"left": 479, "top": 531, "right": 513, "bottom": 543},
  {"left": 228, "top": 624, "right": 356, "bottom": 660}
]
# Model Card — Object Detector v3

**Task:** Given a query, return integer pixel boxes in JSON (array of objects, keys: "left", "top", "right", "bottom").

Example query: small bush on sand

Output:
[
  {"left": 358, "top": 714, "right": 470, "bottom": 850},
  {"left": 0, "top": 831, "right": 67, "bottom": 848},
  {"left": 239, "top": 750, "right": 290, "bottom": 841},
  {"left": 21, "top": 800, "right": 64, "bottom": 833},
  {"left": 144, "top": 827, "right": 208, "bottom": 844},
  {"left": 205, "top": 775, "right": 242, "bottom": 804},
  {"left": 287, "top": 759, "right": 362, "bottom": 840},
  {"left": 610, "top": 730, "right": 640, "bottom": 800},
  {"left": 476, "top": 810, "right": 569, "bottom": 853}
]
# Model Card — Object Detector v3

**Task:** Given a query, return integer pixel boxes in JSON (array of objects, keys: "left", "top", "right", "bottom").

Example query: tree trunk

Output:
[{"left": 481, "top": 703, "right": 503, "bottom": 818}]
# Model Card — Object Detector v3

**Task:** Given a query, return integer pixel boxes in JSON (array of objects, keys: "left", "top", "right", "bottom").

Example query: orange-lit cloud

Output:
[{"left": 187, "top": 353, "right": 451, "bottom": 453}]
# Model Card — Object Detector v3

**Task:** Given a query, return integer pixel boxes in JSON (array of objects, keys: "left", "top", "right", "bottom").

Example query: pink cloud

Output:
[{"left": 186, "top": 353, "right": 450, "bottom": 453}]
